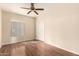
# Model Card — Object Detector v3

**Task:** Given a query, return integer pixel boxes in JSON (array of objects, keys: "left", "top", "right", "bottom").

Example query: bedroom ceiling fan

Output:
[{"left": 21, "top": 3, "right": 44, "bottom": 15}]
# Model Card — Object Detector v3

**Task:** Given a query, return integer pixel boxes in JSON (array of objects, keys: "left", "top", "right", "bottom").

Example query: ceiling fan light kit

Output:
[{"left": 21, "top": 3, "right": 44, "bottom": 15}]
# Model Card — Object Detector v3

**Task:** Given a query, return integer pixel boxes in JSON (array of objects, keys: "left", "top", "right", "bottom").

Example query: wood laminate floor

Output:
[{"left": 0, "top": 40, "right": 78, "bottom": 56}]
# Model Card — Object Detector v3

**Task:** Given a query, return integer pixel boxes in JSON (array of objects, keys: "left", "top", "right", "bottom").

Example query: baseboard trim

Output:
[
  {"left": 37, "top": 39, "right": 79, "bottom": 56},
  {"left": 44, "top": 41, "right": 79, "bottom": 56},
  {"left": 2, "top": 39, "right": 37, "bottom": 46},
  {"left": 2, "top": 39, "right": 78, "bottom": 56}
]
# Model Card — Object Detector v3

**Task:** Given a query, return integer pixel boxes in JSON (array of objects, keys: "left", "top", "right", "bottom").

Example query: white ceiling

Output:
[
  {"left": 0, "top": 3, "right": 46, "bottom": 17},
  {"left": 0, "top": 3, "right": 79, "bottom": 18}
]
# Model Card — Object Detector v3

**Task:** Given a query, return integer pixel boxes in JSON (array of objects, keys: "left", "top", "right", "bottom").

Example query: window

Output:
[{"left": 11, "top": 21, "right": 25, "bottom": 37}]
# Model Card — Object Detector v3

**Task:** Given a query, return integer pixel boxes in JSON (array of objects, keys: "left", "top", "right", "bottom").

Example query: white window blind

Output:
[{"left": 11, "top": 21, "right": 25, "bottom": 37}]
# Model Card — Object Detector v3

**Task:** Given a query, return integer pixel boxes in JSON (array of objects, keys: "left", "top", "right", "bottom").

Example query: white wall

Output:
[
  {"left": 36, "top": 4, "right": 79, "bottom": 55},
  {"left": 0, "top": 9, "right": 2, "bottom": 48},
  {"left": 2, "top": 10, "right": 36, "bottom": 45}
]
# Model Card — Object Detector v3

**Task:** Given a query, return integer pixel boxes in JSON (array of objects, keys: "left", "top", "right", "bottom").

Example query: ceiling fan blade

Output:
[
  {"left": 27, "top": 11, "right": 32, "bottom": 14},
  {"left": 21, "top": 7, "right": 30, "bottom": 10},
  {"left": 34, "top": 11, "right": 38, "bottom": 15},
  {"left": 36, "top": 8, "right": 44, "bottom": 10}
]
